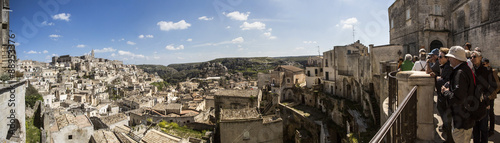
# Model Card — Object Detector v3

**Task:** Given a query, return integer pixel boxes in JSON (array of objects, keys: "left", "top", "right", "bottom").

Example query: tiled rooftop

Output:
[{"left": 142, "top": 129, "right": 182, "bottom": 143}]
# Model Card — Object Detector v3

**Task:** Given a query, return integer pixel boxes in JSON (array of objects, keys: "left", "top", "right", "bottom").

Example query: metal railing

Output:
[
  {"left": 370, "top": 86, "right": 417, "bottom": 143},
  {"left": 388, "top": 71, "right": 398, "bottom": 115},
  {"left": 338, "top": 70, "right": 353, "bottom": 76}
]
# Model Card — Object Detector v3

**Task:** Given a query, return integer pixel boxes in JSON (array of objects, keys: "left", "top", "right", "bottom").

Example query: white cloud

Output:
[
  {"left": 226, "top": 26, "right": 231, "bottom": 29},
  {"left": 27, "top": 50, "right": 38, "bottom": 54},
  {"left": 94, "top": 47, "right": 116, "bottom": 53},
  {"left": 139, "top": 35, "right": 153, "bottom": 39},
  {"left": 157, "top": 20, "right": 191, "bottom": 31},
  {"left": 52, "top": 13, "right": 71, "bottom": 21},
  {"left": 43, "top": 50, "right": 48, "bottom": 54},
  {"left": 231, "top": 37, "right": 244, "bottom": 43},
  {"left": 339, "top": 17, "right": 358, "bottom": 29},
  {"left": 186, "top": 38, "right": 193, "bottom": 42},
  {"left": 111, "top": 53, "right": 116, "bottom": 57},
  {"left": 14, "top": 43, "right": 20, "bottom": 46},
  {"left": 119, "top": 38, "right": 125, "bottom": 41},
  {"left": 111, "top": 39, "right": 115, "bottom": 42},
  {"left": 193, "top": 37, "right": 244, "bottom": 47},
  {"left": 295, "top": 47, "right": 305, "bottom": 50},
  {"left": 303, "top": 41, "right": 318, "bottom": 44},
  {"left": 224, "top": 11, "right": 250, "bottom": 21},
  {"left": 118, "top": 50, "right": 145, "bottom": 58},
  {"left": 263, "top": 32, "right": 277, "bottom": 40},
  {"left": 76, "top": 44, "right": 86, "bottom": 48},
  {"left": 240, "top": 22, "right": 266, "bottom": 30},
  {"left": 165, "top": 44, "right": 185, "bottom": 50},
  {"left": 49, "top": 34, "right": 61, "bottom": 40},
  {"left": 41, "top": 21, "right": 54, "bottom": 26},
  {"left": 198, "top": 16, "right": 214, "bottom": 21},
  {"left": 127, "top": 41, "right": 136, "bottom": 45},
  {"left": 49, "top": 34, "right": 61, "bottom": 38}
]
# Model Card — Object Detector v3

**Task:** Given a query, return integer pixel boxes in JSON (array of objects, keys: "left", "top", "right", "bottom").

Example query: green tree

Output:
[{"left": 25, "top": 83, "right": 43, "bottom": 108}]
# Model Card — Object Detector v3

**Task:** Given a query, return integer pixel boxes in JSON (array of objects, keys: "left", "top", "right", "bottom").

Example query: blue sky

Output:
[{"left": 11, "top": 0, "right": 394, "bottom": 65}]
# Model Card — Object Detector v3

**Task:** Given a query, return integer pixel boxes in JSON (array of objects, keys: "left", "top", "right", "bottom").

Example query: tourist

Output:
[
  {"left": 436, "top": 47, "right": 454, "bottom": 142},
  {"left": 465, "top": 42, "right": 472, "bottom": 51},
  {"left": 441, "top": 46, "right": 475, "bottom": 142},
  {"left": 482, "top": 58, "right": 500, "bottom": 137},
  {"left": 412, "top": 49, "right": 427, "bottom": 71},
  {"left": 400, "top": 54, "right": 414, "bottom": 71},
  {"left": 471, "top": 51, "right": 494, "bottom": 143},
  {"left": 426, "top": 48, "right": 440, "bottom": 76},
  {"left": 465, "top": 50, "right": 474, "bottom": 70},
  {"left": 397, "top": 57, "right": 404, "bottom": 70}
]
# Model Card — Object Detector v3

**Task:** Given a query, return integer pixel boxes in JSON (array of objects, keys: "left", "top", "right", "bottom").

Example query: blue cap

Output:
[{"left": 427, "top": 48, "right": 439, "bottom": 56}]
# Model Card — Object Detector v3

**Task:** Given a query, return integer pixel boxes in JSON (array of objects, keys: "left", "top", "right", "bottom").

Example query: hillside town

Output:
[{"left": 1, "top": 0, "right": 500, "bottom": 143}]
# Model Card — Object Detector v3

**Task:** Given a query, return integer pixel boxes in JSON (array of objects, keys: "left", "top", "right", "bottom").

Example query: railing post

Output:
[{"left": 396, "top": 71, "right": 435, "bottom": 142}]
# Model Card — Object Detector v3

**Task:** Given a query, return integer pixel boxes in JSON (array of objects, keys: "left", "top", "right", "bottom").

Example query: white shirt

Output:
[{"left": 412, "top": 60, "right": 427, "bottom": 71}]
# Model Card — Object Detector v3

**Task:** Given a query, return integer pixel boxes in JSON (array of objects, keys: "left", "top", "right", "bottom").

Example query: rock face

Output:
[{"left": 199, "top": 62, "right": 228, "bottom": 78}]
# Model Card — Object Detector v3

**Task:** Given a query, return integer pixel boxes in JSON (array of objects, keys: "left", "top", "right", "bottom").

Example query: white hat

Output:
[{"left": 446, "top": 46, "right": 467, "bottom": 62}]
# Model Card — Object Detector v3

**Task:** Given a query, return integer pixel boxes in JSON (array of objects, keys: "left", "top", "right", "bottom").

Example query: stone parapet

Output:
[{"left": 396, "top": 71, "right": 435, "bottom": 142}]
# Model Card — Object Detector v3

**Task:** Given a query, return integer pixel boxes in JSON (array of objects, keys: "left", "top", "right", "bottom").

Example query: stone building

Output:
[
  {"left": 305, "top": 56, "right": 323, "bottom": 88},
  {"left": 219, "top": 108, "right": 283, "bottom": 143},
  {"left": 389, "top": 0, "right": 500, "bottom": 68},
  {"left": 46, "top": 113, "right": 94, "bottom": 143},
  {"left": 0, "top": 0, "right": 12, "bottom": 75}
]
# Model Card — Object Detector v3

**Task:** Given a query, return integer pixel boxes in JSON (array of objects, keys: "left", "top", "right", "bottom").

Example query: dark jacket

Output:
[
  {"left": 444, "top": 62, "right": 475, "bottom": 129},
  {"left": 436, "top": 61, "right": 453, "bottom": 108},
  {"left": 474, "top": 63, "right": 497, "bottom": 105}
]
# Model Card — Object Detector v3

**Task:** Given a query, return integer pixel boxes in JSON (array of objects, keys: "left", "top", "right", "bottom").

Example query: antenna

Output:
[
  {"left": 352, "top": 26, "right": 355, "bottom": 42},
  {"left": 317, "top": 46, "right": 320, "bottom": 56}
]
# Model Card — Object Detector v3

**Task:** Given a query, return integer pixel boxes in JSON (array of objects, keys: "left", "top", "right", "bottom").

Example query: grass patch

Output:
[
  {"left": 158, "top": 121, "right": 205, "bottom": 139},
  {"left": 26, "top": 117, "right": 41, "bottom": 143}
]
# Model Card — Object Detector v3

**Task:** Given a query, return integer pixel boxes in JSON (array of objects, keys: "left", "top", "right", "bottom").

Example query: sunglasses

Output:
[
  {"left": 471, "top": 55, "right": 478, "bottom": 58},
  {"left": 439, "top": 56, "right": 445, "bottom": 59}
]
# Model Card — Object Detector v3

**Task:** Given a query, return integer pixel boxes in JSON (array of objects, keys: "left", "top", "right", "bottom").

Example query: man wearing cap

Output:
[
  {"left": 442, "top": 46, "right": 476, "bottom": 142},
  {"left": 426, "top": 48, "right": 441, "bottom": 76}
]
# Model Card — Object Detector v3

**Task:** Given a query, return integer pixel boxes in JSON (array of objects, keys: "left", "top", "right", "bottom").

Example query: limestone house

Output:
[
  {"left": 48, "top": 113, "right": 94, "bottom": 143},
  {"left": 219, "top": 108, "right": 283, "bottom": 143}
]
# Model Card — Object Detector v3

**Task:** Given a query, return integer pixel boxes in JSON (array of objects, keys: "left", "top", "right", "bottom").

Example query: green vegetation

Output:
[
  {"left": 26, "top": 83, "right": 43, "bottom": 108},
  {"left": 157, "top": 120, "right": 204, "bottom": 139},
  {"left": 150, "top": 81, "right": 170, "bottom": 91},
  {"left": 0, "top": 73, "right": 10, "bottom": 81},
  {"left": 137, "top": 56, "right": 311, "bottom": 85},
  {"left": 26, "top": 117, "right": 41, "bottom": 143}
]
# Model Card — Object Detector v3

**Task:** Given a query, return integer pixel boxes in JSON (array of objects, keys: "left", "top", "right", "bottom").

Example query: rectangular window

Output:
[
  {"left": 68, "top": 135, "right": 73, "bottom": 139},
  {"left": 390, "top": 19, "right": 394, "bottom": 29},
  {"left": 434, "top": 5, "right": 441, "bottom": 15},
  {"left": 406, "top": 9, "right": 411, "bottom": 20}
]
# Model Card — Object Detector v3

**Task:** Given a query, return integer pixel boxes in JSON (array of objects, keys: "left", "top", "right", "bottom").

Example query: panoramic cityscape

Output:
[{"left": 2, "top": 0, "right": 500, "bottom": 143}]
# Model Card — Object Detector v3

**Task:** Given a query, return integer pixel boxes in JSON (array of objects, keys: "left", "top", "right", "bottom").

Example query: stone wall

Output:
[
  {"left": 0, "top": 81, "right": 27, "bottom": 142},
  {"left": 219, "top": 119, "right": 282, "bottom": 143}
]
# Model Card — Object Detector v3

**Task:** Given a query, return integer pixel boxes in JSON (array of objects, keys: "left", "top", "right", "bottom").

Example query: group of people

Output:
[{"left": 397, "top": 43, "right": 500, "bottom": 143}]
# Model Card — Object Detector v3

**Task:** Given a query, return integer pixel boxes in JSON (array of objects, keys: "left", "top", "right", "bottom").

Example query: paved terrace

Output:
[{"left": 434, "top": 93, "right": 500, "bottom": 143}]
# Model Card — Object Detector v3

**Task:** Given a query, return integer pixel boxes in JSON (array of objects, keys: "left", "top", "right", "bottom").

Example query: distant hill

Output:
[{"left": 137, "top": 56, "right": 313, "bottom": 84}]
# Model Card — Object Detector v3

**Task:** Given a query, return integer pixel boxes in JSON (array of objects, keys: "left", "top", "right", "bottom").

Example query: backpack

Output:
[{"left": 465, "top": 67, "right": 488, "bottom": 121}]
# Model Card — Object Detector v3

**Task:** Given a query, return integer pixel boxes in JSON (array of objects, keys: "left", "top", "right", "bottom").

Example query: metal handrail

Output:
[{"left": 370, "top": 86, "right": 417, "bottom": 143}]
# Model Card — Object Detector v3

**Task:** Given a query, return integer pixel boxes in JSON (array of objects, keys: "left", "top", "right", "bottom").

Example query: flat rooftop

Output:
[
  {"left": 220, "top": 108, "right": 260, "bottom": 121},
  {"left": 214, "top": 89, "right": 260, "bottom": 98}
]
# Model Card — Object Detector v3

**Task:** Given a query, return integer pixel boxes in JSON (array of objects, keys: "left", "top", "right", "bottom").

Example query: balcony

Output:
[{"left": 338, "top": 70, "right": 353, "bottom": 76}]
